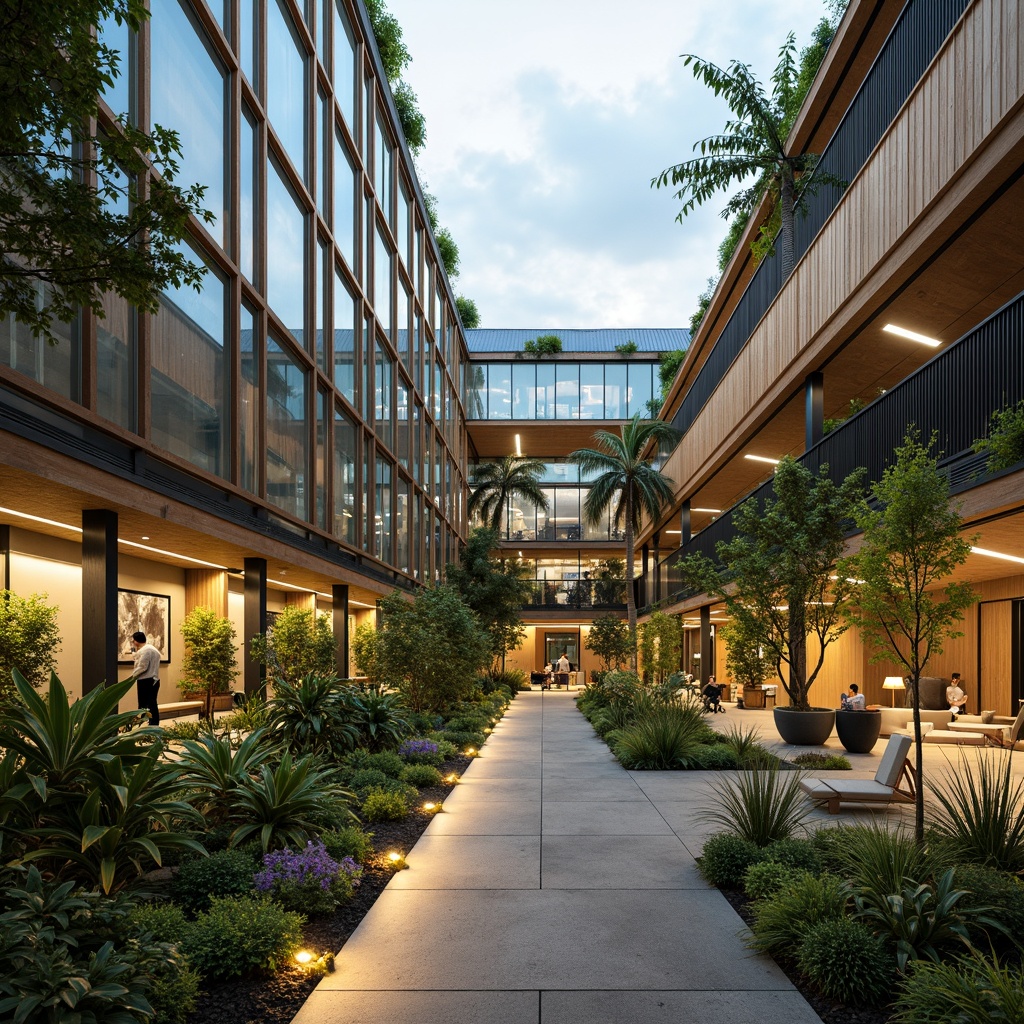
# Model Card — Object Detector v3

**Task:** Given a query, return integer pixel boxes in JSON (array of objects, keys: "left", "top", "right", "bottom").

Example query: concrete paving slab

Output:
[
  {"left": 444, "top": 779, "right": 543, "bottom": 803},
  {"left": 389, "top": 835, "right": 540, "bottom": 889},
  {"left": 540, "top": 990, "right": 824, "bottom": 1024},
  {"left": 542, "top": 800, "right": 673, "bottom": 835},
  {"left": 541, "top": 835, "right": 707, "bottom": 889},
  {"left": 463, "top": 759, "right": 543, "bottom": 778},
  {"left": 292, "top": 990, "right": 539, "bottom": 1024},
  {"left": 425, "top": 800, "right": 542, "bottom": 835},
  {"left": 540, "top": 777, "right": 647, "bottom": 802},
  {"left": 316, "top": 889, "right": 791, "bottom": 992}
]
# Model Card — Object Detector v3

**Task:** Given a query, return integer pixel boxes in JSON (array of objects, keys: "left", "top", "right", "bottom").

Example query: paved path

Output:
[{"left": 293, "top": 691, "right": 823, "bottom": 1024}]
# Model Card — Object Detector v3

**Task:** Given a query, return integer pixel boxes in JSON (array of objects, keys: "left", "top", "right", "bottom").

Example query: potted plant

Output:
[{"left": 179, "top": 606, "right": 239, "bottom": 718}]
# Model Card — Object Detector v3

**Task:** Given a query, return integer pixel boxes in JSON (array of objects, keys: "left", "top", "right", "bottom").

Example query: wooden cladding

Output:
[{"left": 184, "top": 568, "right": 228, "bottom": 618}]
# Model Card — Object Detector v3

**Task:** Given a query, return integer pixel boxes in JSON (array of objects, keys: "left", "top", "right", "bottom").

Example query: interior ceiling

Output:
[
  {"left": 0, "top": 463, "right": 385, "bottom": 609},
  {"left": 466, "top": 419, "right": 624, "bottom": 460}
]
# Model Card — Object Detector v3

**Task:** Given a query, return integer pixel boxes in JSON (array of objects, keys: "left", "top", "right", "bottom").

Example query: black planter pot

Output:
[
  {"left": 835, "top": 709, "right": 882, "bottom": 754},
  {"left": 773, "top": 707, "right": 836, "bottom": 746}
]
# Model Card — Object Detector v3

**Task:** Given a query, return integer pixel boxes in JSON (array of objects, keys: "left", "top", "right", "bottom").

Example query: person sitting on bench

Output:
[{"left": 702, "top": 675, "right": 724, "bottom": 713}]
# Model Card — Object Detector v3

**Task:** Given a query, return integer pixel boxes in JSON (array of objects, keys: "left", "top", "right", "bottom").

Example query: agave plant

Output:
[
  {"left": 701, "top": 768, "right": 809, "bottom": 847},
  {"left": 347, "top": 687, "right": 413, "bottom": 752},
  {"left": 267, "top": 673, "right": 360, "bottom": 759}
]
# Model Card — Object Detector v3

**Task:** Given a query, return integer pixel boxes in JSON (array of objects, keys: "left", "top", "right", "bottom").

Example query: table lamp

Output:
[{"left": 882, "top": 676, "right": 905, "bottom": 707}]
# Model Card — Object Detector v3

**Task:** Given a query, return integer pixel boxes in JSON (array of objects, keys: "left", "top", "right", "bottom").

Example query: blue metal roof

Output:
[{"left": 464, "top": 328, "right": 689, "bottom": 354}]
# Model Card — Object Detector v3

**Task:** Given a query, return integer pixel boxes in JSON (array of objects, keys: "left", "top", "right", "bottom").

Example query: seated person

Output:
[
  {"left": 840, "top": 683, "right": 866, "bottom": 710},
  {"left": 947, "top": 673, "right": 968, "bottom": 717},
  {"left": 702, "top": 675, "right": 723, "bottom": 712}
]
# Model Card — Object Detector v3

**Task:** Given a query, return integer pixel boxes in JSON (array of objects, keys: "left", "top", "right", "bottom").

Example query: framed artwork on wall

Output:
[{"left": 117, "top": 590, "right": 171, "bottom": 663}]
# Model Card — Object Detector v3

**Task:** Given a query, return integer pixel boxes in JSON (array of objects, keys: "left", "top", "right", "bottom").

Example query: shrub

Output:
[
  {"left": 763, "top": 838, "right": 821, "bottom": 874},
  {"left": 892, "top": 953, "right": 1024, "bottom": 1024},
  {"left": 172, "top": 849, "right": 258, "bottom": 914},
  {"left": 956, "top": 863, "right": 1024, "bottom": 946},
  {"left": 129, "top": 901, "right": 191, "bottom": 944},
  {"left": 254, "top": 841, "right": 361, "bottom": 916},
  {"left": 349, "top": 768, "right": 391, "bottom": 794},
  {"left": 360, "top": 786, "right": 409, "bottom": 821},
  {"left": 398, "top": 738, "right": 443, "bottom": 765},
  {"left": 685, "top": 744, "right": 739, "bottom": 770},
  {"left": 523, "top": 333, "right": 562, "bottom": 355},
  {"left": 811, "top": 824, "right": 865, "bottom": 874},
  {"left": 217, "top": 693, "right": 272, "bottom": 732},
  {"left": 422, "top": 735, "right": 458, "bottom": 761},
  {"left": 973, "top": 398, "right": 1024, "bottom": 474},
  {"left": 400, "top": 763, "right": 443, "bottom": 788},
  {"left": 440, "top": 729, "right": 485, "bottom": 750},
  {"left": 791, "top": 751, "right": 852, "bottom": 770},
  {"left": 701, "top": 768, "right": 809, "bottom": 847},
  {"left": 718, "top": 724, "right": 768, "bottom": 768},
  {"left": 613, "top": 704, "right": 707, "bottom": 769},
  {"left": 183, "top": 895, "right": 304, "bottom": 978},
  {"left": 797, "top": 917, "right": 894, "bottom": 1007},
  {"left": 749, "top": 873, "right": 849, "bottom": 956},
  {"left": 267, "top": 673, "right": 360, "bottom": 759},
  {"left": 845, "top": 823, "right": 932, "bottom": 912},
  {"left": 347, "top": 687, "right": 412, "bottom": 752},
  {"left": 743, "top": 861, "right": 809, "bottom": 902},
  {"left": 0, "top": 590, "right": 61, "bottom": 700},
  {"left": 698, "top": 832, "right": 763, "bottom": 889},
  {"left": 320, "top": 826, "right": 375, "bottom": 865},
  {"left": 360, "top": 750, "right": 406, "bottom": 778}
]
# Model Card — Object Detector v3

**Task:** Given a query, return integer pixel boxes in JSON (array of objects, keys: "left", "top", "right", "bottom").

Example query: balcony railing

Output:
[
  {"left": 668, "top": 0, "right": 971, "bottom": 446},
  {"left": 649, "top": 289, "right": 1024, "bottom": 608},
  {"left": 521, "top": 580, "right": 627, "bottom": 612}
]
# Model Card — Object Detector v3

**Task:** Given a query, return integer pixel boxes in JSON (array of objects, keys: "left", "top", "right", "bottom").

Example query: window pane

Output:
[
  {"left": 96, "top": 291, "right": 136, "bottom": 430},
  {"left": 332, "top": 0, "right": 355, "bottom": 130},
  {"left": 396, "top": 182, "right": 410, "bottom": 270},
  {"left": 316, "top": 389, "right": 328, "bottom": 529},
  {"left": 317, "top": 239, "right": 329, "bottom": 370},
  {"left": 333, "top": 129, "right": 356, "bottom": 269},
  {"left": 238, "top": 0, "right": 257, "bottom": 87},
  {"left": 396, "top": 283, "right": 409, "bottom": 363},
  {"left": 555, "top": 362, "right": 579, "bottom": 418},
  {"left": 98, "top": 14, "right": 131, "bottom": 117},
  {"left": 536, "top": 363, "right": 555, "bottom": 419},
  {"left": 604, "top": 362, "right": 626, "bottom": 418},
  {"left": 374, "top": 339, "right": 392, "bottom": 447},
  {"left": 333, "top": 268, "right": 356, "bottom": 405},
  {"left": 375, "top": 455, "right": 392, "bottom": 563},
  {"left": 316, "top": 89, "right": 326, "bottom": 213},
  {"left": 374, "top": 113, "right": 391, "bottom": 215},
  {"left": 333, "top": 406, "right": 357, "bottom": 544},
  {"left": 151, "top": 240, "right": 226, "bottom": 476},
  {"left": 240, "top": 303, "right": 260, "bottom": 494},
  {"left": 580, "top": 363, "right": 604, "bottom": 419},
  {"left": 396, "top": 477, "right": 410, "bottom": 574},
  {"left": 266, "top": 337, "right": 308, "bottom": 519},
  {"left": 267, "top": 158, "right": 306, "bottom": 340},
  {"left": 396, "top": 375, "right": 409, "bottom": 468},
  {"left": 627, "top": 362, "right": 654, "bottom": 417},
  {"left": 240, "top": 107, "right": 256, "bottom": 282},
  {"left": 374, "top": 227, "right": 391, "bottom": 333},
  {"left": 151, "top": 0, "right": 225, "bottom": 243},
  {"left": 267, "top": 0, "right": 306, "bottom": 179},
  {"left": 487, "top": 363, "right": 511, "bottom": 420},
  {"left": 512, "top": 362, "right": 534, "bottom": 419},
  {"left": 467, "top": 363, "right": 485, "bottom": 418}
]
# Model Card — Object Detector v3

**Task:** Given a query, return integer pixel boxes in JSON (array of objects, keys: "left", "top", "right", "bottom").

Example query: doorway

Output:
[{"left": 544, "top": 631, "right": 580, "bottom": 670}]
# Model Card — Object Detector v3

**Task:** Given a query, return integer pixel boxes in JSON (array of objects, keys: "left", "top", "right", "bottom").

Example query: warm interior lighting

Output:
[
  {"left": 744, "top": 454, "right": 781, "bottom": 465},
  {"left": 0, "top": 506, "right": 83, "bottom": 532},
  {"left": 664, "top": 529, "right": 681, "bottom": 534},
  {"left": 882, "top": 323, "right": 941, "bottom": 347},
  {"left": 295, "top": 950, "right": 313, "bottom": 965},
  {"left": 882, "top": 676, "right": 906, "bottom": 708},
  {"left": 514, "top": 434, "right": 522, "bottom": 457},
  {"left": 120, "top": 538, "right": 228, "bottom": 569},
  {"left": 971, "top": 546, "right": 1024, "bottom": 565},
  {"left": 692, "top": 507, "right": 722, "bottom": 514}
]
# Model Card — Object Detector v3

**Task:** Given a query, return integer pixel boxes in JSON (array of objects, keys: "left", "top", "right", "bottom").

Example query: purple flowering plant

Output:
[
  {"left": 254, "top": 841, "right": 361, "bottom": 916},
  {"left": 398, "top": 738, "right": 441, "bottom": 765}
]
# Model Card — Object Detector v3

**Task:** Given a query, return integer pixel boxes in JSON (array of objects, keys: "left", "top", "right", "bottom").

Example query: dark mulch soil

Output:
[
  {"left": 187, "top": 755, "right": 472, "bottom": 1024},
  {"left": 722, "top": 889, "right": 895, "bottom": 1024}
]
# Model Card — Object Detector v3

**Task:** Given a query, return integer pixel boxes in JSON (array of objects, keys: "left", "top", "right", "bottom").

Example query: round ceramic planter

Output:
[
  {"left": 834, "top": 708, "right": 882, "bottom": 753},
  {"left": 773, "top": 706, "right": 836, "bottom": 746}
]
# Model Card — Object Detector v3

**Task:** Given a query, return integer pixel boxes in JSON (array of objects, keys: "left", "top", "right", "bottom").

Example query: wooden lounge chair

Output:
[
  {"left": 799, "top": 734, "right": 916, "bottom": 814},
  {"left": 988, "top": 705, "right": 1024, "bottom": 749}
]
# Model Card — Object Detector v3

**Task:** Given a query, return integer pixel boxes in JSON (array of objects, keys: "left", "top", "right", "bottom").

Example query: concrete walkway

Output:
[{"left": 293, "top": 691, "right": 824, "bottom": 1024}]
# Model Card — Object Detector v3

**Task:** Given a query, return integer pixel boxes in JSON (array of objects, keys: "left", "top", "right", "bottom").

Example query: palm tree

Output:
[
  {"left": 651, "top": 35, "right": 830, "bottom": 278},
  {"left": 468, "top": 455, "right": 549, "bottom": 534},
  {"left": 570, "top": 416, "right": 679, "bottom": 668}
]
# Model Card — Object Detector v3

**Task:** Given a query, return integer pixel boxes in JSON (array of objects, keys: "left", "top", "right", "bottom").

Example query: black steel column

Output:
[
  {"left": 805, "top": 371, "right": 824, "bottom": 450},
  {"left": 699, "top": 605, "right": 712, "bottom": 685},
  {"left": 652, "top": 532, "right": 661, "bottom": 606},
  {"left": 82, "top": 509, "right": 118, "bottom": 694},
  {"left": 640, "top": 543, "right": 650, "bottom": 610},
  {"left": 243, "top": 557, "right": 267, "bottom": 696},
  {"left": 332, "top": 584, "right": 350, "bottom": 680},
  {"left": 681, "top": 501, "right": 691, "bottom": 545},
  {"left": 0, "top": 525, "right": 10, "bottom": 590}
]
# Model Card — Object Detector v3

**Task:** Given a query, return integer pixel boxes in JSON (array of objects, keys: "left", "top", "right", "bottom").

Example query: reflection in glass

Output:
[
  {"left": 396, "top": 284, "right": 409, "bottom": 362},
  {"left": 98, "top": 14, "right": 131, "bottom": 117},
  {"left": 316, "top": 90, "right": 326, "bottom": 214},
  {"left": 239, "top": 0, "right": 257, "bottom": 87},
  {"left": 333, "top": 130, "right": 355, "bottom": 270},
  {"left": 374, "top": 228, "right": 391, "bottom": 333},
  {"left": 604, "top": 362, "right": 626, "bottom": 418},
  {"left": 266, "top": 337, "right": 308, "bottom": 520},
  {"left": 333, "top": 269, "right": 356, "bottom": 405},
  {"left": 96, "top": 291, "right": 135, "bottom": 430},
  {"left": 239, "top": 303, "right": 260, "bottom": 494},
  {"left": 375, "top": 455, "right": 392, "bottom": 564},
  {"left": 333, "top": 406, "right": 357, "bottom": 544},
  {"left": 536, "top": 363, "right": 554, "bottom": 419},
  {"left": 396, "top": 376, "right": 409, "bottom": 468},
  {"left": 374, "top": 340, "right": 392, "bottom": 447},
  {"left": 317, "top": 239, "right": 328, "bottom": 369},
  {"left": 240, "top": 108, "right": 256, "bottom": 282},
  {"left": 627, "top": 362, "right": 654, "bottom": 417},
  {"left": 396, "top": 182, "right": 410, "bottom": 268},
  {"left": 316, "top": 389, "right": 328, "bottom": 529},
  {"left": 555, "top": 363, "right": 579, "bottom": 418},
  {"left": 486, "top": 363, "right": 511, "bottom": 420},
  {"left": 267, "top": 158, "right": 306, "bottom": 339},
  {"left": 267, "top": 0, "right": 306, "bottom": 179},
  {"left": 374, "top": 113, "right": 391, "bottom": 214},
  {"left": 580, "top": 363, "right": 604, "bottom": 419},
  {"left": 396, "top": 477, "right": 410, "bottom": 574},
  {"left": 512, "top": 362, "right": 534, "bottom": 419},
  {"left": 333, "top": 0, "right": 355, "bottom": 130},
  {"left": 0, "top": 288, "right": 79, "bottom": 399},
  {"left": 151, "top": 0, "right": 225, "bottom": 242},
  {"left": 151, "top": 240, "right": 226, "bottom": 476}
]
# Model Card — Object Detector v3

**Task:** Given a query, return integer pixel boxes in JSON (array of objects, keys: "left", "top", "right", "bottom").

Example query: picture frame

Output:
[{"left": 117, "top": 590, "right": 171, "bottom": 663}]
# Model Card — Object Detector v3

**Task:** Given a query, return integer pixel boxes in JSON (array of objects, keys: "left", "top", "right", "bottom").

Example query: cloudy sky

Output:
[{"left": 386, "top": 0, "right": 833, "bottom": 329}]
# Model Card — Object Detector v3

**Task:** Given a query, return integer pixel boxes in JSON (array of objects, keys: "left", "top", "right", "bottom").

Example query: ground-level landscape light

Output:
[
  {"left": 446, "top": 773, "right": 460, "bottom": 784},
  {"left": 423, "top": 801, "right": 442, "bottom": 813},
  {"left": 466, "top": 747, "right": 477, "bottom": 756},
  {"left": 387, "top": 851, "right": 407, "bottom": 868},
  {"left": 295, "top": 951, "right": 313, "bottom": 965}
]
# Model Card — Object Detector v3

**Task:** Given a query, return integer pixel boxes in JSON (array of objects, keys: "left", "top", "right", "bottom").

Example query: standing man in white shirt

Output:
[{"left": 129, "top": 630, "right": 161, "bottom": 725}]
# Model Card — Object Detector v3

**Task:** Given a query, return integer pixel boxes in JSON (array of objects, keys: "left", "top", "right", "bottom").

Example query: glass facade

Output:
[{"left": 468, "top": 360, "right": 657, "bottom": 420}]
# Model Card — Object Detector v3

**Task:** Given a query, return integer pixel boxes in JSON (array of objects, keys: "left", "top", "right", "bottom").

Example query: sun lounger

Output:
[
  {"left": 799, "top": 734, "right": 916, "bottom": 814},
  {"left": 988, "top": 705, "right": 1024, "bottom": 749}
]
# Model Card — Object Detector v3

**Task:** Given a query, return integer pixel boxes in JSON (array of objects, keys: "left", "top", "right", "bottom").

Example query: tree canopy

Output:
[
  {"left": 0, "top": 0, "right": 210, "bottom": 339},
  {"left": 468, "top": 456, "right": 549, "bottom": 534}
]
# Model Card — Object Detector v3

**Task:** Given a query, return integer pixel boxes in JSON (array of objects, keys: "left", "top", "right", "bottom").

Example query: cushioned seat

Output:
[{"left": 800, "top": 734, "right": 916, "bottom": 815}]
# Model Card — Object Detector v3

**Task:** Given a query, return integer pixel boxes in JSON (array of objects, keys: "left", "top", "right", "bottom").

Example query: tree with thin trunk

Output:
[
  {"left": 570, "top": 416, "right": 679, "bottom": 669},
  {"left": 652, "top": 34, "right": 836, "bottom": 278},
  {"left": 468, "top": 455, "right": 549, "bottom": 534},
  {"left": 844, "top": 432, "right": 977, "bottom": 844}
]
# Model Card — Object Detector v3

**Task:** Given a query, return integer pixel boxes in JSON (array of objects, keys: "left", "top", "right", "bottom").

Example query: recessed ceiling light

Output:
[
  {"left": 971, "top": 546, "right": 1024, "bottom": 565},
  {"left": 141, "top": 535, "right": 150, "bottom": 541},
  {"left": 514, "top": 434, "right": 522, "bottom": 457},
  {"left": 883, "top": 323, "right": 941, "bottom": 347},
  {"left": 744, "top": 454, "right": 781, "bottom": 465}
]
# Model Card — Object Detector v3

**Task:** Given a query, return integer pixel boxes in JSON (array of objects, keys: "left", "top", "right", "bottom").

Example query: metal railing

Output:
[{"left": 521, "top": 579, "right": 627, "bottom": 612}]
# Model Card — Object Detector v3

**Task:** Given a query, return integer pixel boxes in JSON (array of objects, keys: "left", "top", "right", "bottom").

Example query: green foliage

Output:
[
  {"left": 614, "top": 340, "right": 638, "bottom": 354},
  {"left": 973, "top": 398, "right": 1024, "bottom": 472},
  {"left": 749, "top": 872, "right": 849, "bottom": 955},
  {"left": 364, "top": 0, "right": 410, "bottom": 81},
  {"left": 844, "top": 823, "right": 932, "bottom": 913},
  {"left": 400, "top": 763, "right": 443, "bottom": 788},
  {"left": 701, "top": 768, "right": 809, "bottom": 847},
  {"left": 217, "top": 692, "right": 272, "bottom": 732},
  {"left": 347, "top": 688, "right": 413, "bottom": 752},
  {"left": 791, "top": 751, "right": 852, "bottom": 769},
  {"left": 720, "top": 723, "right": 776, "bottom": 769},
  {"left": 810, "top": 824, "right": 862, "bottom": 874},
  {"left": 613, "top": 702, "right": 707, "bottom": 769},
  {"left": 435, "top": 226, "right": 460, "bottom": 279},
  {"left": 0, "top": 591, "right": 61, "bottom": 700},
  {"left": 685, "top": 744, "right": 739, "bottom": 770},
  {"left": 584, "top": 616, "right": 633, "bottom": 671},
  {"left": 657, "top": 349, "right": 687, "bottom": 401},
  {"left": 468, "top": 457, "right": 550, "bottom": 534},
  {"left": 128, "top": 901, "right": 190, "bottom": 944},
  {"left": 637, "top": 611, "right": 682, "bottom": 685},
  {"left": 348, "top": 768, "right": 389, "bottom": 793},
  {"left": 681, "top": 456, "right": 865, "bottom": 710},
  {"left": 698, "top": 832, "right": 763, "bottom": 889},
  {"left": 178, "top": 605, "right": 238, "bottom": 705},
  {"left": 823, "top": 396, "right": 867, "bottom": 435},
  {"left": 456, "top": 295, "right": 480, "bottom": 328},
  {"left": 172, "top": 849, "right": 257, "bottom": 914},
  {"left": 361, "top": 748, "right": 415, "bottom": 778},
  {"left": 268, "top": 673, "right": 360, "bottom": 759},
  {"left": 249, "top": 606, "right": 337, "bottom": 685},
  {"left": 845, "top": 430, "right": 978, "bottom": 841},
  {"left": 718, "top": 615, "right": 769, "bottom": 689},
  {"left": 368, "top": 587, "right": 491, "bottom": 712},
  {"left": 892, "top": 953, "right": 1024, "bottom": 1024},
  {"left": 392, "top": 80, "right": 425, "bottom": 153},
  {"left": 689, "top": 277, "right": 716, "bottom": 335},
  {"left": 0, "top": 673, "right": 203, "bottom": 892},
  {"left": 360, "top": 786, "right": 409, "bottom": 821},
  {"left": 797, "top": 916, "right": 894, "bottom": 1007},
  {"left": 927, "top": 751, "right": 1024, "bottom": 873},
  {"left": 522, "top": 333, "right": 562, "bottom": 356},
  {"left": 743, "top": 861, "right": 809, "bottom": 901},
  {"left": 0, "top": 1, "right": 210, "bottom": 341},
  {"left": 955, "top": 863, "right": 1024, "bottom": 947},
  {"left": 592, "top": 558, "right": 628, "bottom": 605},
  {"left": 320, "top": 826, "right": 375, "bottom": 865},
  {"left": 182, "top": 895, "right": 303, "bottom": 979}
]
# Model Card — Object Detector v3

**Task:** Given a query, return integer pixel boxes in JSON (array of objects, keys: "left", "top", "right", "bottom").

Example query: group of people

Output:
[
  {"left": 540, "top": 652, "right": 574, "bottom": 689},
  {"left": 840, "top": 672, "right": 968, "bottom": 719}
]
